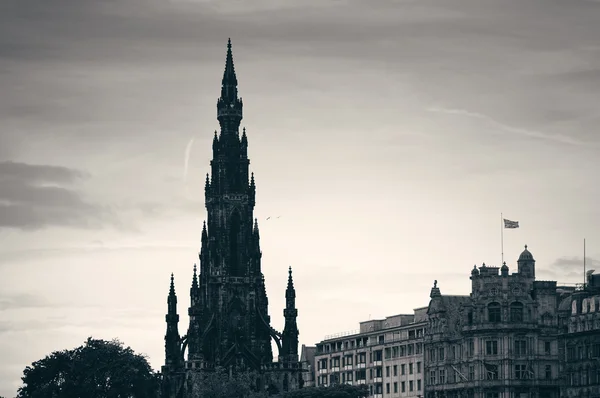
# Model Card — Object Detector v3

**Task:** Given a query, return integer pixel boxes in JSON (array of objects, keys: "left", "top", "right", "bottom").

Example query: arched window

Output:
[
  {"left": 488, "top": 302, "right": 501, "bottom": 323},
  {"left": 229, "top": 210, "right": 241, "bottom": 276},
  {"left": 510, "top": 302, "right": 524, "bottom": 323}
]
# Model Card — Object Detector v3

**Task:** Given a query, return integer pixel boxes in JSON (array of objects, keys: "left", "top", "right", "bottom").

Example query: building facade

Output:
[
  {"left": 558, "top": 271, "right": 600, "bottom": 397},
  {"left": 160, "top": 39, "right": 303, "bottom": 398},
  {"left": 314, "top": 309, "right": 428, "bottom": 397},
  {"left": 425, "top": 246, "right": 562, "bottom": 398},
  {"left": 300, "top": 344, "right": 317, "bottom": 388}
]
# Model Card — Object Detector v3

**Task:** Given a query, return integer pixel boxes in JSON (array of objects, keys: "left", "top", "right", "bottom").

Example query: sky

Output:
[{"left": 1, "top": 0, "right": 600, "bottom": 395}]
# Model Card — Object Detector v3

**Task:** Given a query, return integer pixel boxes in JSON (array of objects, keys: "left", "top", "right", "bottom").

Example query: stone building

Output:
[
  {"left": 300, "top": 345, "right": 317, "bottom": 388},
  {"left": 424, "top": 245, "right": 562, "bottom": 398},
  {"left": 314, "top": 309, "right": 428, "bottom": 397},
  {"left": 160, "top": 39, "right": 304, "bottom": 398},
  {"left": 558, "top": 270, "right": 600, "bottom": 397}
]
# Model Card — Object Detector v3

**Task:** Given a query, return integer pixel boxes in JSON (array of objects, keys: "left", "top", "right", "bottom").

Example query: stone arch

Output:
[{"left": 229, "top": 209, "right": 242, "bottom": 276}]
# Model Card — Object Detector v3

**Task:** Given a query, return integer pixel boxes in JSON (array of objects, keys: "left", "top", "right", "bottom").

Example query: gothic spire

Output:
[
  {"left": 216, "top": 39, "right": 243, "bottom": 135},
  {"left": 286, "top": 266, "right": 295, "bottom": 299},
  {"left": 192, "top": 264, "right": 198, "bottom": 290},
  {"left": 222, "top": 38, "right": 238, "bottom": 93}
]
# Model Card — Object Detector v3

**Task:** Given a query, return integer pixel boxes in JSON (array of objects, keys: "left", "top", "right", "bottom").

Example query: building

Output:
[
  {"left": 314, "top": 309, "right": 428, "bottom": 397},
  {"left": 160, "top": 39, "right": 303, "bottom": 398},
  {"left": 558, "top": 270, "right": 600, "bottom": 397},
  {"left": 300, "top": 344, "right": 317, "bottom": 388},
  {"left": 425, "top": 245, "right": 562, "bottom": 398}
]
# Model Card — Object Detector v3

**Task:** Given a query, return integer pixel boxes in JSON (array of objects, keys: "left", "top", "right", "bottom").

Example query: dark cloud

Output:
[
  {"left": 0, "top": 161, "right": 113, "bottom": 230},
  {"left": 551, "top": 256, "right": 600, "bottom": 269}
]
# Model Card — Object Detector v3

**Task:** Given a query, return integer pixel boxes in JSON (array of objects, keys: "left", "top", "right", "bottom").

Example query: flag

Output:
[{"left": 504, "top": 219, "right": 519, "bottom": 229}]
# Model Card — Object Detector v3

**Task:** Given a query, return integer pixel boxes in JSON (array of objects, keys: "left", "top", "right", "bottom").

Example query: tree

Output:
[
  {"left": 282, "top": 384, "right": 368, "bottom": 398},
  {"left": 17, "top": 337, "right": 160, "bottom": 398}
]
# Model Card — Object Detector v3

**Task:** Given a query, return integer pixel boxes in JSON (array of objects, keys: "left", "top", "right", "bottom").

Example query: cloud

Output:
[
  {"left": 0, "top": 161, "right": 113, "bottom": 230},
  {"left": 551, "top": 256, "right": 600, "bottom": 270},
  {"left": 426, "top": 106, "right": 591, "bottom": 146}
]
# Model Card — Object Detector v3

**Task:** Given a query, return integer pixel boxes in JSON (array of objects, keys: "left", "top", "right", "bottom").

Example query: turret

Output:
[
  {"left": 216, "top": 38, "right": 243, "bottom": 135},
  {"left": 281, "top": 267, "right": 299, "bottom": 363},
  {"left": 164, "top": 274, "right": 182, "bottom": 369},
  {"left": 517, "top": 244, "right": 536, "bottom": 278}
]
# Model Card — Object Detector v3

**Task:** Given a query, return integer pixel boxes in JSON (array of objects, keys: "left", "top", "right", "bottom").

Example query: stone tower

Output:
[{"left": 161, "top": 39, "right": 304, "bottom": 398}]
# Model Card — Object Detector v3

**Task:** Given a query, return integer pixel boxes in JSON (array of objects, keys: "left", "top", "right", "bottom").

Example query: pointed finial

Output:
[
  {"left": 524, "top": 244, "right": 528, "bottom": 250},
  {"left": 242, "top": 127, "right": 246, "bottom": 136},
  {"left": 192, "top": 264, "right": 198, "bottom": 289},
  {"left": 228, "top": 37, "right": 232, "bottom": 48},
  {"left": 250, "top": 172, "right": 255, "bottom": 185},
  {"left": 170, "top": 273, "right": 176, "bottom": 295}
]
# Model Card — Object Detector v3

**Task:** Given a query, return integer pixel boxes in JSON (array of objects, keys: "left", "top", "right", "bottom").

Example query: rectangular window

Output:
[
  {"left": 386, "top": 383, "right": 390, "bottom": 394},
  {"left": 545, "top": 365, "right": 552, "bottom": 379},
  {"left": 486, "top": 340, "right": 498, "bottom": 355},
  {"left": 545, "top": 341, "right": 551, "bottom": 355},
  {"left": 417, "top": 379, "right": 421, "bottom": 390},
  {"left": 469, "top": 365, "right": 475, "bottom": 381},
  {"left": 468, "top": 339, "right": 474, "bottom": 357},
  {"left": 439, "top": 347, "right": 445, "bottom": 360},
  {"left": 386, "top": 366, "right": 390, "bottom": 378},
  {"left": 392, "top": 346, "right": 399, "bottom": 358},
  {"left": 485, "top": 393, "right": 499, "bottom": 398},
  {"left": 393, "top": 382, "right": 398, "bottom": 393},
  {"left": 401, "top": 381, "right": 406, "bottom": 392},
  {"left": 486, "top": 364, "right": 498, "bottom": 380},
  {"left": 515, "top": 364, "right": 527, "bottom": 379},
  {"left": 409, "top": 380, "right": 413, "bottom": 391},
  {"left": 429, "top": 348, "right": 436, "bottom": 362},
  {"left": 407, "top": 344, "right": 414, "bottom": 355},
  {"left": 384, "top": 348, "right": 391, "bottom": 359},
  {"left": 417, "top": 362, "right": 421, "bottom": 373},
  {"left": 409, "top": 363, "right": 413, "bottom": 374},
  {"left": 439, "top": 369, "right": 446, "bottom": 384},
  {"left": 515, "top": 340, "right": 527, "bottom": 356},
  {"left": 393, "top": 365, "right": 397, "bottom": 376},
  {"left": 401, "top": 364, "right": 406, "bottom": 375},
  {"left": 429, "top": 370, "right": 436, "bottom": 385}
]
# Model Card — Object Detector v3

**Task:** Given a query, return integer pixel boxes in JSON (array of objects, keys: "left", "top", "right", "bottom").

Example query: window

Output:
[
  {"left": 545, "top": 365, "right": 552, "bottom": 379},
  {"left": 515, "top": 339, "right": 527, "bottom": 356},
  {"left": 469, "top": 365, "right": 475, "bottom": 381},
  {"left": 393, "top": 382, "right": 398, "bottom": 393},
  {"left": 468, "top": 311, "right": 473, "bottom": 324},
  {"left": 486, "top": 340, "right": 498, "bottom": 356},
  {"left": 545, "top": 341, "right": 551, "bottom": 355},
  {"left": 392, "top": 346, "right": 399, "bottom": 358},
  {"left": 429, "top": 348, "right": 435, "bottom": 362},
  {"left": 417, "top": 379, "right": 421, "bottom": 390},
  {"left": 409, "top": 380, "right": 414, "bottom": 391},
  {"left": 374, "top": 350, "right": 382, "bottom": 362},
  {"left": 384, "top": 348, "right": 391, "bottom": 359},
  {"left": 401, "top": 381, "right": 406, "bottom": 392},
  {"left": 429, "top": 370, "right": 436, "bottom": 385},
  {"left": 468, "top": 339, "right": 475, "bottom": 357},
  {"left": 401, "top": 364, "right": 406, "bottom": 375},
  {"left": 393, "top": 365, "right": 397, "bottom": 376},
  {"left": 409, "top": 363, "right": 413, "bottom": 374},
  {"left": 407, "top": 344, "right": 414, "bottom": 355},
  {"left": 386, "top": 383, "right": 390, "bottom": 394},
  {"left": 386, "top": 366, "right": 390, "bottom": 377},
  {"left": 486, "top": 364, "right": 498, "bottom": 380},
  {"left": 515, "top": 364, "right": 527, "bottom": 379},
  {"left": 439, "top": 369, "right": 446, "bottom": 384},
  {"left": 485, "top": 393, "right": 499, "bottom": 398},
  {"left": 439, "top": 347, "right": 445, "bottom": 360},
  {"left": 488, "top": 302, "right": 501, "bottom": 322},
  {"left": 417, "top": 362, "right": 421, "bottom": 373},
  {"left": 510, "top": 302, "right": 524, "bottom": 322}
]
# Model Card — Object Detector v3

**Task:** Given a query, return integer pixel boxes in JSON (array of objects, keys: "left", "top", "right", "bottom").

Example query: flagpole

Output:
[
  {"left": 584, "top": 238, "right": 586, "bottom": 288},
  {"left": 501, "top": 213, "right": 504, "bottom": 265}
]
